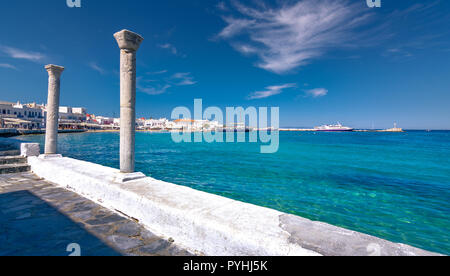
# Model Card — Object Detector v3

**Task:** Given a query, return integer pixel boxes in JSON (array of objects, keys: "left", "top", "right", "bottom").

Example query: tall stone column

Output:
[
  {"left": 114, "top": 30, "right": 143, "bottom": 173},
  {"left": 44, "top": 65, "right": 64, "bottom": 155}
]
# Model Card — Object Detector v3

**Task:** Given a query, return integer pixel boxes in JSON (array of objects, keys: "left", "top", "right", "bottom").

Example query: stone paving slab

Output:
[{"left": 0, "top": 172, "right": 195, "bottom": 256}]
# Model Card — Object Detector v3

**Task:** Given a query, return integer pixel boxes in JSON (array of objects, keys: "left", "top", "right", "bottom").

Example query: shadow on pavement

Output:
[{"left": 0, "top": 190, "right": 120, "bottom": 256}]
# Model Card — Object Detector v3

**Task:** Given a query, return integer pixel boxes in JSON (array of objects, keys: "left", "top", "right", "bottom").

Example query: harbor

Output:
[
  {"left": 1, "top": 0, "right": 449, "bottom": 259},
  {"left": 1, "top": 99, "right": 404, "bottom": 136},
  {"left": 0, "top": 27, "right": 444, "bottom": 256}
]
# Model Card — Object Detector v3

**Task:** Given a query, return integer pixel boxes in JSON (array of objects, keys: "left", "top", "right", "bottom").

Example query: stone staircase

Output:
[{"left": 0, "top": 150, "right": 30, "bottom": 174}]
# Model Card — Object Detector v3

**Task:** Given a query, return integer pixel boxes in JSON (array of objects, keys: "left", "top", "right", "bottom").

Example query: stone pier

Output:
[
  {"left": 28, "top": 156, "right": 441, "bottom": 256},
  {"left": 113, "top": 30, "right": 143, "bottom": 173},
  {"left": 44, "top": 65, "right": 64, "bottom": 155}
]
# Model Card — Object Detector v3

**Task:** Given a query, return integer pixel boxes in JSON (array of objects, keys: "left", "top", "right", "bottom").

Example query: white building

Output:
[
  {"left": 144, "top": 118, "right": 169, "bottom": 130},
  {"left": 0, "top": 101, "right": 44, "bottom": 129},
  {"left": 95, "top": 116, "right": 114, "bottom": 125},
  {"left": 194, "top": 120, "right": 221, "bottom": 131},
  {"left": 58, "top": 106, "right": 87, "bottom": 122},
  {"left": 113, "top": 118, "right": 120, "bottom": 127},
  {"left": 166, "top": 120, "right": 182, "bottom": 130},
  {"left": 171, "top": 119, "right": 222, "bottom": 131}
]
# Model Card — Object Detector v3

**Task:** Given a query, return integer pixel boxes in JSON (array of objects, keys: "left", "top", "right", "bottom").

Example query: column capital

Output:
[
  {"left": 114, "top": 29, "right": 144, "bottom": 52},
  {"left": 45, "top": 64, "right": 65, "bottom": 76}
]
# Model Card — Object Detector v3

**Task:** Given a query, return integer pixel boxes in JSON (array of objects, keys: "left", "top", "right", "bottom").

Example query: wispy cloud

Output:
[
  {"left": 170, "top": 72, "right": 197, "bottom": 86},
  {"left": 159, "top": 43, "right": 178, "bottom": 55},
  {"left": 304, "top": 88, "right": 328, "bottom": 98},
  {"left": 248, "top": 83, "right": 296, "bottom": 100},
  {"left": 137, "top": 71, "right": 196, "bottom": 95},
  {"left": 0, "top": 63, "right": 18, "bottom": 70},
  {"left": 137, "top": 82, "right": 172, "bottom": 95},
  {"left": 217, "top": 0, "right": 375, "bottom": 74},
  {"left": 382, "top": 48, "right": 413, "bottom": 59},
  {"left": 216, "top": 1, "right": 229, "bottom": 11},
  {"left": 0, "top": 46, "right": 46, "bottom": 62},
  {"left": 379, "top": 1, "right": 449, "bottom": 59},
  {"left": 159, "top": 43, "right": 187, "bottom": 58},
  {"left": 147, "top": 69, "right": 168, "bottom": 75},
  {"left": 219, "top": 17, "right": 255, "bottom": 38},
  {"left": 88, "top": 62, "right": 106, "bottom": 74}
]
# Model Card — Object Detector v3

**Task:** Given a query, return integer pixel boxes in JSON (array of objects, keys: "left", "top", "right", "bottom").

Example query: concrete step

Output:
[
  {"left": 0, "top": 156, "right": 27, "bottom": 165},
  {"left": 0, "top": 163, "right": 30, "bottom": 174},
  {"left": 0, "top": 150, "right": 20, "bottom": 157}
]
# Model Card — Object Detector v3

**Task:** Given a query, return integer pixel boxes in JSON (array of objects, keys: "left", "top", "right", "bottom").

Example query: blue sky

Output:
[{"left": 0, "top": 0, "right": 449, "bottom": 129}]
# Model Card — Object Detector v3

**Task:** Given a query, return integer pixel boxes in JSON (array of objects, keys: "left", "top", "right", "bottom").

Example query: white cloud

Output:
[
  {"left": 0, "top": 46, "right": 46, "bottom": 62},
  {"left": 0, "top": 63, "right": 18, "bottom": 70},
  {"left": 217, "top": 1, "right": 230, "bottom": 11},
  {"left": 304, "top": 88, "right": 328, "bottom": 98},
  {"left": 383, "top": 48, "right": 412, "bottom": 58},
  {"left": 219, "top": 18, "right": 255, "bottom": 38},
  {"left": 159, "top": 43, "right": 178, "bottom": 55},
  {"left": 217, "top": 0, "right": 373, "bottom": 74},
  {"left": 147, "top": 70, "right": 168, "bottom": 75},
  {"left": 138, "top": 84, "right": 172, "bottom": 96},
  {"left": 170, "top": 72, "right": 197, "bottom": 86},
  {"left": 137, "top": 76, "right": 172, "bottom": 95},
  {"left": 89, "top": 62, "right": 106, "bottom": 74},
  {"left": 248, "top": 83, "right": 296, "bottom": 100},
  {"left": 137, "top": 71, "right": 196, "bottom": 95}
]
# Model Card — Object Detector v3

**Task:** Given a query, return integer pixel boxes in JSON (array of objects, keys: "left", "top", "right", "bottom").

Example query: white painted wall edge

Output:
[{"left": 28, "top": 155, "right": 440, "bottom": 256}]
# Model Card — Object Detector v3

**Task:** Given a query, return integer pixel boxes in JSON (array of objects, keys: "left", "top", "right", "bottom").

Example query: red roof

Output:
[{"left": 174, "top": 119, "right": 195, "bottom": 123}]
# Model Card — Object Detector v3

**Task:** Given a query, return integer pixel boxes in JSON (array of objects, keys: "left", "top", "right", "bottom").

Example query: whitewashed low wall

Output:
[{"left": 28, "top": 156, "right": 439, "bottom": 256}]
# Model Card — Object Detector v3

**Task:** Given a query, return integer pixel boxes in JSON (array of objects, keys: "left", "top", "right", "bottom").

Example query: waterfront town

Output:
[
  {"left": 0, "top": 100, "right": 223, "bottom": 132},
  {"left": 0, "top": 100, "right": 403, "bottom": 135}
]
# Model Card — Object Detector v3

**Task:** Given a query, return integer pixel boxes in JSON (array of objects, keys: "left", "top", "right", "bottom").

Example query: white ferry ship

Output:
[{"left": 314, "top": 123, "right": 354, "bottom": 132}]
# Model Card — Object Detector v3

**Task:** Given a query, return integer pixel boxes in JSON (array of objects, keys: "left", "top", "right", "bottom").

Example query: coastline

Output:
[
  {"left": 2, "top": 127, "right": 411, "bottom": 138},
  {"left": 0, "top": 128, "right": 86, "bottom": 138}
]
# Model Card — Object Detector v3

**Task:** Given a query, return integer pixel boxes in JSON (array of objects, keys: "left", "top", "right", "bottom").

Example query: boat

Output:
[{"left": 314, "top": 123, "right": 354, "bottom": 132}]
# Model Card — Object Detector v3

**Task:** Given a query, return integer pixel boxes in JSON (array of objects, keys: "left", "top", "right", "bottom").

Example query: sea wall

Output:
[
  {"left": 0, "top": 129, "right": 19, "bottom": 138},
  {"left": 0, "top": 129, "right": 86, "bottom": 138},
  {"left": 27, "top": 155, "right": 440, "bottom": 256}
]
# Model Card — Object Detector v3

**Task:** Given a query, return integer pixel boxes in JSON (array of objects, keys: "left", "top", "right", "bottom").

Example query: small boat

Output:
[{"left": 314, "top": 123, "right": 354, "bottom": 132}]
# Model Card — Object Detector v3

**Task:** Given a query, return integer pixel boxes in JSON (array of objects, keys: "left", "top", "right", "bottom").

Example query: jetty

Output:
[
  {"left": 280, "top": 128, "right": 316, "bottom": 132},
  {"left": 377, "top": 123, "right": 404, "bottom": 132},
  {"left": 280, "top": 123, "right": 405, "bottom": 133}
]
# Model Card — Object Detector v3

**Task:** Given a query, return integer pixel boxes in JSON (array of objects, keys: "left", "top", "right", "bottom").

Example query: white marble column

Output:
[
  {"left": 44, "top": 65, "right": 64, "bottom": 155},
  {"left": 114, "top": 30, "right": 143, "bottom": 173}
]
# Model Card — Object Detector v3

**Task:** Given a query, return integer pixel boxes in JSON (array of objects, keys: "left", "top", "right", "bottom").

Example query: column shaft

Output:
[
  {"left": 44, "top": 65, "right": 64, "bottom": 155},
  {"left": 120, "top": 50, "right": 137, "bottom": 173}
]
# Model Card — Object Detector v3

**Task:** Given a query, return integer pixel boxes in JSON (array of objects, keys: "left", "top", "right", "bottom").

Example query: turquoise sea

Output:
[{"left": 19, "top": 131, "right": 450, "bottom": 255}]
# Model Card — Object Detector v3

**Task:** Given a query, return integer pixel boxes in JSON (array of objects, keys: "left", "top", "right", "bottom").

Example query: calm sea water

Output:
[{"left": 19, "top": 131, "right": 450, "bottom": 254}]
